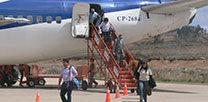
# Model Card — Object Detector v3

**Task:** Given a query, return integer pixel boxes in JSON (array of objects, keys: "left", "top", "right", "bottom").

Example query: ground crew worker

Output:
[
  {"left": 113, "top": 34, "right": 125, "bottom": 66},
  {"left": 0, "top": 65, "right": 7, "bottom": 87},
  {"left": 88, "top": 58, "right": 98, "bottom": 87},
  {"left": 58, "top": 59, "right": 78, "bottom": 102},
  {"left": 3, "top": 65, "right": 12, "bottom": 87},
  {"left": 18, "top": 64, "right": 24, "bottom": 87}
]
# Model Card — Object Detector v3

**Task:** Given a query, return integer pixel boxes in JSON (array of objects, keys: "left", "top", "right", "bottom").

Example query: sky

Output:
[{"left": 191, "top": 6, "right": 208, "bottom": 30}]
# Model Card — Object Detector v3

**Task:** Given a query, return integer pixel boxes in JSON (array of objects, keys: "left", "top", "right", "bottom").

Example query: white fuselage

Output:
[{"left": 0, "top": 8, "right": 196, "bottom": 64}]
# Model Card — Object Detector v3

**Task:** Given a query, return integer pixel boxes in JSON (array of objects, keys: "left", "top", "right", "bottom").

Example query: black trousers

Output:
[
  {"left": 19, "top": 70, "right": 24, "bottom": 84},
  {"left": 60, "top": 83, "right": 72, "bottom": 102},
  {"left": 102, "top": 31, "right": 111, "bottom": 44}
]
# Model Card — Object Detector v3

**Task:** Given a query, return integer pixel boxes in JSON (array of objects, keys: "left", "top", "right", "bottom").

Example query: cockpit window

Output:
[
  {"left": 17, "top": 15, "right": 23, "bottom": 18},
  {"left": 27, "top": 16, "right": 33, "bottom": 24},
  {"left": 56, "top": 16, "right": 62, "bottom": 24},
  {"left": 46, "top": 16, "right": 52, "bottom": 23},
  {"left": 8, "top": 15, "right": 13, "bottom": 18},
  {"left": 0, "top": 15, "right": 4, "bottom": 20}
]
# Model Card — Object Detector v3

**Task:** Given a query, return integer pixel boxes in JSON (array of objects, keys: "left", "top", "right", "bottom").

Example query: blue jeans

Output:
[
  {"left": 137, "top": 81, "right": 140, "bottom": 95},
  {"left": 60, "top": 83, "right": 72, "bottom": 102},
  {"left": 138, "top": 81, "right": 149, "bottom": 102}
]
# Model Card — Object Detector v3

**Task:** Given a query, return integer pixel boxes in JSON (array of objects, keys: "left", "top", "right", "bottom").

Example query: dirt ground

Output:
[{"left": 32, "top": 59, "right": 208, "bottom": 83}]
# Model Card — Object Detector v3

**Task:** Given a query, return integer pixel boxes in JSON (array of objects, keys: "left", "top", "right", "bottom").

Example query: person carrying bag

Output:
[
  {"left": 133, "top": 61, "right": 156, "bottom": 102},
  {"left": 58, "top": 59, "right": 78, "bottom": 102},
  {"left": 67, "top": 66, "right": 80, "bottom": 90}
]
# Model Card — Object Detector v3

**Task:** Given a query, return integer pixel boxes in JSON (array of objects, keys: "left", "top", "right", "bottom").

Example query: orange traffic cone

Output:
[
  {"left": 106, "top": 87, "right": 111, "bottom": 102},
  {"left": 123, "top": 83, "right": 128, "bottom": 96},
  {"left": 36, "top": 91, "right": 40, "bottom": 102},
  {"left": 115, "top": 85, "right": 120, "bottom": 99}
]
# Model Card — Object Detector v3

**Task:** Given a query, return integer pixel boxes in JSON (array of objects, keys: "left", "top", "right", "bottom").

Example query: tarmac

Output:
[{"left": 0, "top": 78, "right": 208, "bottom": 102}]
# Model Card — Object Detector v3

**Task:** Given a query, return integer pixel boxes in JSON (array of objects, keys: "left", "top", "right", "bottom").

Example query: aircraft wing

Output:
[
  {"left": 0, "top": 17, "right": 30, "bottom": 26},
  {"left": 141, "top": 0, "right": 208, "bottom": 14}
]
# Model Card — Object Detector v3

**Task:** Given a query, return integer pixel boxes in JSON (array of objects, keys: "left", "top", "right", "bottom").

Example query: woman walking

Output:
[{"left": 133, "top": 61, "right": 153, "bottom": 102}]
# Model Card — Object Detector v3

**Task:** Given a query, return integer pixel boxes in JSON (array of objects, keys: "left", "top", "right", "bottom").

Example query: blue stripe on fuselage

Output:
[{"left": 0, "top": 0, "right": 174, "bottom": 30}]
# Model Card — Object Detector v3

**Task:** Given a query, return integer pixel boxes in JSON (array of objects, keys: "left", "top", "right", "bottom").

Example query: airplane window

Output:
[
  {"left": 27, "top": 16, "right": 33, "bottom": 24},
  {"left": 37, "top": 16, "right": 43, "bottom": 23},
  {"left": 46, "top": 16, "right": 52, "bottom": 23},
  {"left": 17, "top": 15, "right": 23, "bottom": 18},
  {"left": 56, "top": 16, "right": 62, "bottom": 24},
  {"left": 17, "top": 15, "right": 25, "bottom": 23},
  {"left": 0, "top": 15, "right": 3, "bottom": 20},
  {"left": 8, "top": 15, "right": 13, "bottom": 18}
]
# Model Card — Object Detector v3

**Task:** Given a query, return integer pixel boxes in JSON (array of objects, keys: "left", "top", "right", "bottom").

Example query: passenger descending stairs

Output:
[{"left": 88, "top": 23, "right": 137, "bottom": 89}]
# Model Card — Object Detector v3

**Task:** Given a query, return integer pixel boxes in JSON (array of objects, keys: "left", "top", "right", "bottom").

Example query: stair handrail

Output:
[{"left": 89, "top": 23, "right": 122, "bottom": 83}]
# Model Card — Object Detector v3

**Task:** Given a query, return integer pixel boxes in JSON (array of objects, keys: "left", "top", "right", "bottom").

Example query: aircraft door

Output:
[{"left": 72, "top": 3, "right": 90, "bottom": 38}]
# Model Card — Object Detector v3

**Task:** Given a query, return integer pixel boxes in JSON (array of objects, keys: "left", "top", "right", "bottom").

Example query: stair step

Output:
[
  {"left": 119, "top": 75, "right": 131, "bottom": 77},
  {"left": 119, "top": 78, "right": 134, "bottom": 81},
  {"left": 121, "top": 68, "right": 129, "bottom": 71},
  {"left": 120, "top": 71, "right": 130, "bottom": 73},
  {"left": 119, "top": 73, "right": 133, "bottom": 77},
  {"left": 121, "top": 84, "right": 137, "bottom": 88},
  {"left": 120, "top": 82, "right": 136, "bottom": 85},
  {"left": 120, "top": 83, "right": 137, "bottom": 88},
  {"left": 119, "top": 73, "right": 132, "bottom": 75},
  {"left": 120, "top": 80, "right": 135, "bottom": 83},
  {"left": 119, "top": 76, "right": 134, "bottom": 79}
]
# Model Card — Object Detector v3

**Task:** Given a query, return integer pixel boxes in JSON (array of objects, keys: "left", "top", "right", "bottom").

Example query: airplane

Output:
[{"left": 0, "top": 0, "right": 207, "bottom": 65}]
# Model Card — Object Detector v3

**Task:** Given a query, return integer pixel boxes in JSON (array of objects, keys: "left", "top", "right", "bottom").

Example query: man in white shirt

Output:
[{"left": 99, "top": 18, "right": 111, "bottom": 44}]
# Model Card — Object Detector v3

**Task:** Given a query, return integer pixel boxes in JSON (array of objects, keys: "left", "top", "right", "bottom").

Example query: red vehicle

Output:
[
  {"left": 20, "top": 64, "right": 60, "bottom": 87},
  {"left": 0, "top": 64, "right": 89, "bottom": 90}
]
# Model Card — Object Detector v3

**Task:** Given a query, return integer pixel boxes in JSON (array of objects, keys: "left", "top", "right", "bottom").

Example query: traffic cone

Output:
[
  {"left": 36, "top": 91, "right": 40, "bottom": 102},
  {"left": 106, "top": 87, "right": 111, "bottom": 102},
  {"left": 123, "top": 83, "right": 128, "bottom": 96},
  {"left": 115, "top": 85, "right": 120, "bottom": 99}
]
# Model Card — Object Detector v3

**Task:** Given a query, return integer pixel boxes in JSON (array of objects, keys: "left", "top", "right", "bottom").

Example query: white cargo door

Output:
[{"left": 72, "top": 3, "right": 90, "bottom": 38}]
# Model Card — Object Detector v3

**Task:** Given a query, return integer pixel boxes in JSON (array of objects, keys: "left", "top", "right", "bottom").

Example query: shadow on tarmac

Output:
[
  {"left": 0, "top": 85, "right": 58, "bottom": 89},
  {"left": 153, "top": 88, "right": 197, "bottom": 94}
]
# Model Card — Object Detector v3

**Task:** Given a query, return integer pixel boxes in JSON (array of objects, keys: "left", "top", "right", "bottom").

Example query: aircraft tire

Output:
[{"left": 82, "top": 80, "right": 88, "bottom": 90}]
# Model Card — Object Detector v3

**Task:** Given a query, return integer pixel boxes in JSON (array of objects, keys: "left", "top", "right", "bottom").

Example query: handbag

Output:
[
  {"left": 148, "top": 87, "right": 152, "bottom": 96},
  {"left": 149, "top": 76, "right": 156, "bottom": 88},
  {"left": 67, "top": 66, "right": 79, "bottom": 90},
  {"left": 67, "top": 78, "right": 79, "bottom": 90}
]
